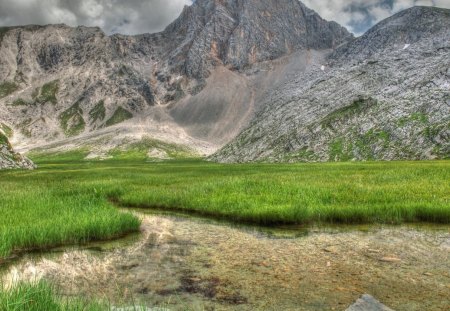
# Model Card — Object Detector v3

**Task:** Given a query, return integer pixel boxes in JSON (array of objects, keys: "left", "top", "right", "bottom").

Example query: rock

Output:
[
  {"left": 0, "top": 131, "right": 36, "bottom": 170},
  {"left": 147, "top": 148, "right": 169, "bottom": 159},
  {"left": 111, "top": 307, "right": 170, "bottom": 311},
  {"left": 379, "top": 257, "right": 402, "bottom": 263},
  {"left": 346, "top": 294, "right": 395, "bottom": 311}
]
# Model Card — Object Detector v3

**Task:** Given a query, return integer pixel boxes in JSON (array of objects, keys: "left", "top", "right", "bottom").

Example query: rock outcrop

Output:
[
  {"left": 212, "top": 6, "right": 450, "bottom": 162},
  {"left": 346, "top": 294, "right": 394, "bottom": 311},
  {"left": 0, "top": 131, "right": 35, "bottom": 169}
]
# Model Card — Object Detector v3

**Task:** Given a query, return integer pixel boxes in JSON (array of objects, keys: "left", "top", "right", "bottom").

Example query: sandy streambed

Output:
[{"left": 1, "top": 212, "right": 449, "bottom": 311}]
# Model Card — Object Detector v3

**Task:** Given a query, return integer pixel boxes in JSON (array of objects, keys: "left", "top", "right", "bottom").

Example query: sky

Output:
[{"left": 0, "top": 0, "right": 449, "bottom": 36}]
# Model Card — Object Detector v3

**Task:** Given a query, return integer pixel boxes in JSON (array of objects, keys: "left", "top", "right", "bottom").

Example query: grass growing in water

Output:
[
  {"left": 0, "top": 281, "right": 105, "bottom": 311},
  {"left": 1, "top": 156, "right": 449, "bottom": 261}
]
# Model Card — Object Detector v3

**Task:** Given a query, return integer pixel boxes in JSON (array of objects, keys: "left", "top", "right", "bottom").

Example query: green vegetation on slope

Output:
[
  {"left": 59, "top": 103, "right": 86, "bottom": 136},
  {"left": 105, "top": 107, "right": 133, "bottom": 127},
  {"left": 0, "top": 123, "right": 13, "bottom": 138},
  {"left": 398, "top": 112, "right": 429, "bottom": 127},
  {"left": 10, "top": 98, "right": 29, "bottom": 106},
  {"left": 1, "top": 158, "right": 448, "bottom": 262},
  {"left": 35, "top": 80, "right": 59, "bottom": 105},
  {"left": 89, "top": 100, "right": 106, "bottom": 124},
  {"left": 321, "top": 97, "right": 377, "bottom": 129},
  {"left": 0, "top": 82, "right": 18, "bottom": 99},
  {"left": 0, "top": 132, "right": 9, "bottom": 145},
  {"left": 107, "top": 137, "right": 196, "bottom": 160}
]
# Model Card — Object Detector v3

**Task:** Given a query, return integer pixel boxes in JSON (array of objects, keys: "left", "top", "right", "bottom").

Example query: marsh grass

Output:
[
  {"left": 1, "top": 154, "right": 449, "bottom": 260},
  {"left": 0, "top": 281, "right": 106, "bottom": 311}
]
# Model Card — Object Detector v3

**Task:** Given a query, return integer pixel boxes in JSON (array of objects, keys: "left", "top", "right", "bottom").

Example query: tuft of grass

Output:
[
  {"left": 35, "top": 80, "right": 59, "bottom": 105},
  {"left": 105, "top": 107, "right": 133, "bottom": 127},
  {"left": 59, "top": 103, "right": 86, "bottom": 137},
  {"left": 0, "top": 281, "right": 106, "bottom": 311},
  {"left": 0, "top": 82, "right": 18, "bottom": 99}
]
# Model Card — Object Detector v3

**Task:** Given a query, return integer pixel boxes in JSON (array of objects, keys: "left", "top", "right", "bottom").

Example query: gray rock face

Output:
[
  {"left": 211, "top": 6, "right": 450, "bottom": 162},
  {"left": 0, "top": 132, "right": 35, "bottom": 169},
  {"left": 346, "top": 294, "right": 394, "bottom": 311},
  {"left": 163, "top": 0, "right": 352, "bottom": 78},
  {"left": 0, "top": 0, "right": 352, "bottom": 155}
]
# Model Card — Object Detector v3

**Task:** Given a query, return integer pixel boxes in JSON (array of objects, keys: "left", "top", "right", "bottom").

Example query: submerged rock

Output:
[
  {"left": 111, "top": 307, "right": 170, "bottom": 311},
  {"left": 346, "top": 294, "right": 394, "bottom": 311}
]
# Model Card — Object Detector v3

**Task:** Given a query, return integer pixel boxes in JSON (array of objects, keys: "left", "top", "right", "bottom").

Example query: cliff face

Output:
[
  {"left": 161, "top": 0, "right": 352, "bottom": 78},
  {"left": 212, "top": 7, "right": 450, "bottom": 162}
]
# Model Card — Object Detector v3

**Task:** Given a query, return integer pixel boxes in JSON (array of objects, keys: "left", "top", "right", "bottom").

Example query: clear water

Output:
[{"left": 2, "top": 211, "right": 449, "bottom": 311}]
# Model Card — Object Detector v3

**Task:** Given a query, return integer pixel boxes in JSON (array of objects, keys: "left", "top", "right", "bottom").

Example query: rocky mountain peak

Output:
[
  {"left": 162, "top": 0, "right": 353, "bottom": 78},
  {"left": 332, "top": 6, "right": 450, "bottom": 62}
]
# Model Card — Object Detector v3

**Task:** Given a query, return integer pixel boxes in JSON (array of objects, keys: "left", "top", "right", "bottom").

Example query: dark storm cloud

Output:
[
  {"left": 0, "top": 0, "right": 192, "bottom": 35},
  {"left": 0, "top": 0, "right": 448, "bottom": 35}
]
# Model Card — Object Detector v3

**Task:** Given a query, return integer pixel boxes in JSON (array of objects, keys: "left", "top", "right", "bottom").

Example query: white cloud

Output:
[{"left": 303, "top": 0, "right": 450, "bottom": 35}]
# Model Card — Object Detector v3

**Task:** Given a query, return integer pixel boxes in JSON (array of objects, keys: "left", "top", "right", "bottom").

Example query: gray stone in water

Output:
[
  {"left": 346, "top": 294, "right": 395, "bottom": 311},
  {"left": 111, "top": 307, "right": 170, "bottom": 311}
]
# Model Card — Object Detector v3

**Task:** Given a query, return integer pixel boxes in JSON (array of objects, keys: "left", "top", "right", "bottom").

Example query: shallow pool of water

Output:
[{"left": 2, "top": 211, "right": 449, "bottom": 310}]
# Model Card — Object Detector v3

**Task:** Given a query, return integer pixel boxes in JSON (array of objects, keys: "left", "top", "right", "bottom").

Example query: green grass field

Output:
[{"left": 1, "top": 154, "right": 449, "bottom": 262}]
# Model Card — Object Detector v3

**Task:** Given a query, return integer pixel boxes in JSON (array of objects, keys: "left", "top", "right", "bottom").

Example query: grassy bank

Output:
[
  {"left": 0, "top": 282, "right": 105, "bottom": 311},
  {"left": 1, "top": 156, "right": 449, "bottom": 260}
]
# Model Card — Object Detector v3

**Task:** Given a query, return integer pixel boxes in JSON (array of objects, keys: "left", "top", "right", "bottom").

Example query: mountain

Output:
[
  {"left": 0, "top": 128, "right": 35, "bottom": 169},
  {"left": 212, "top": 6, "right": 450, "bottom": 162},
  {"left": 0, "top": 0, "right": 352, "bottom": 159}
]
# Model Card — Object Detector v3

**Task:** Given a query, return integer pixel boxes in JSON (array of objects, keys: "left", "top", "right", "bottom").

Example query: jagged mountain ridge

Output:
[
  {"left": 0, "top": 0, "right": 352, "bottom": 158},
  {"left": 212, "top": 6, "right": 450, "bottom": 162}
]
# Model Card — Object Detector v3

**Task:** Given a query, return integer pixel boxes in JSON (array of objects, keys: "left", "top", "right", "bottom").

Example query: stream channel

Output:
[{"left": 1, "top": 209, "right": 449, "bottom": 311}]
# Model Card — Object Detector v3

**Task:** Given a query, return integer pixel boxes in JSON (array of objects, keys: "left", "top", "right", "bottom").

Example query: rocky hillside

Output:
[
  {"left": 212, "top": 6, "right": 450, "bottom": 162},
  {"left": 0, "top": 0, "right": 351, "bottom": 158},
  {"left": 0, "top": 129, "right": 35, "bottom": 169}
]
